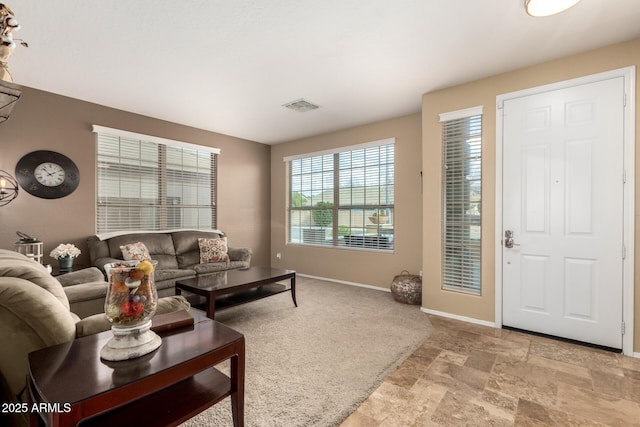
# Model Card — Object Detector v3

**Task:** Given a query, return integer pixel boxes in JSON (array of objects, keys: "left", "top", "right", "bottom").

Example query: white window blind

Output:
[
  {"left": 287, "top": 139, "right": 395, "bottom": 250},
  {"left": 94, "top": 127, "right": 218, "bottom": 233},
  {"left": 440, "top": 107, "right": 482, "bottom": 294}
]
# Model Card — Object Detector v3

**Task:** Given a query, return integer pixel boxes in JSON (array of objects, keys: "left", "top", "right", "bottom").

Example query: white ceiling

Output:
[{"left": 7, "top": 0, "right": 640, "bottom": 144}]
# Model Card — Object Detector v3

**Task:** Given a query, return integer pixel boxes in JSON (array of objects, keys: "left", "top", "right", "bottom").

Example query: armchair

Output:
[{"left": 0, "top": 249, "right": 190, "bottom": 427}]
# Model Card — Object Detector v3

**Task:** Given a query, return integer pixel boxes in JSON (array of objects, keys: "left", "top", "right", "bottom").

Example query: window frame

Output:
[
  {"left": 285, "top": 138, "right": 395, "bottom": 251},
  {"left": 439, "top": 106, "right": 483, "bottom": 295},
  {"left": 93, "top": 125, "right": 219, "bottom": 234}
]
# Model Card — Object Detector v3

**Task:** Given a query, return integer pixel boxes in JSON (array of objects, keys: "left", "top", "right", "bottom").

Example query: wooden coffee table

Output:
[
  {"left": 176, "top": 266, "right": 297, "bottom": 319},
  {"left": 27, "top": 316, "right": 245, "bottom": 427}
]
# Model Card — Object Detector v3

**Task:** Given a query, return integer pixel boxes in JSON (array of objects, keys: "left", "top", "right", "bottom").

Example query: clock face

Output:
[
  {"left": 15, "top": 151, "right": 80, "bottom": 199},
  {"left": 34, "top": 162, "right": 66, "bottom": 187}
]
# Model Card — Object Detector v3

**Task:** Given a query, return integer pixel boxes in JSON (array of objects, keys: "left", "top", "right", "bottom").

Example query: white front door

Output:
[{"left": 501, "top": 77, "right": 624, "bottom": 349}]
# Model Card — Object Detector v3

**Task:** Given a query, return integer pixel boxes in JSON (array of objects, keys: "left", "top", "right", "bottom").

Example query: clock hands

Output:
[
  {"left": 45, "top": 170, "right": 63, "bottom": 177},
  {"left": 42, "top": 164, "right": 63, "bottom": 177}
]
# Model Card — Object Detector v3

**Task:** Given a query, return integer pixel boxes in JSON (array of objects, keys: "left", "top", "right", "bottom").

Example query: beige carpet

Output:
[{"left": 180, "top": 276, "right": 432, "bottom": 427}]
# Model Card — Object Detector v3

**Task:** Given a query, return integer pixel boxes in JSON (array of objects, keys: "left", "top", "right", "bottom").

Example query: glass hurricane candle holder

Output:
[{"left": 100, "top": 260, "right": 161, "bottom": 361}]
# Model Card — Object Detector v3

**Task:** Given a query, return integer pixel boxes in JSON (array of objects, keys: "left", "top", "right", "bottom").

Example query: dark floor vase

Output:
[{"left": 390, "top": 271, "right": 422, "bottom": 305}]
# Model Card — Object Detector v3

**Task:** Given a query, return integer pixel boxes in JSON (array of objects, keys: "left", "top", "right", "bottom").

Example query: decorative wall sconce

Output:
[{"left": 0, "top": 169, "right": 18, "bottom": 206}]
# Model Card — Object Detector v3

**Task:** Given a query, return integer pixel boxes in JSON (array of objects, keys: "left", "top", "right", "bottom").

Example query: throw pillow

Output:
[
  {"left": 120, "top": 242, "right": 151, "bottom": 261},
  {"left": 198, "top": 237, "right": 229, "bottom": 263}
]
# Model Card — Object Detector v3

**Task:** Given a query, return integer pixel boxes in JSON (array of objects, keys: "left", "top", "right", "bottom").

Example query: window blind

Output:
[
  {"left": 440, "top": 109, "right": 482, "bottom": 294},
  {"left": 95, "top": 128, "right": 217, "bottom": 234},
  {"left": 287, "top": 139, "right": 395, "bottom": 250}
]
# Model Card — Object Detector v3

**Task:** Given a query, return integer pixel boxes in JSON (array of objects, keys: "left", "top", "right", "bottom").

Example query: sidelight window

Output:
[{"left": 440, "top": 107, "right": 483, "bottom": 294}]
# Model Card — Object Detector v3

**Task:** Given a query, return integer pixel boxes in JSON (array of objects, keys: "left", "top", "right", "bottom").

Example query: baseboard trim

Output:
[
  {"left": 297, "top": 273, "right": 391, "bottom": 293},
  {"left": 634, "top": 352, "right": 640, "bottom": 359},
  {"left": 420, "top": 307, "right": 497, "bottom": 328}
]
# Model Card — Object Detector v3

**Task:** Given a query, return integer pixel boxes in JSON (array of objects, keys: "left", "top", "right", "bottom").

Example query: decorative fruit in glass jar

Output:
[{"left": 104, "top": 260, "right": 158, "bottom": 328}]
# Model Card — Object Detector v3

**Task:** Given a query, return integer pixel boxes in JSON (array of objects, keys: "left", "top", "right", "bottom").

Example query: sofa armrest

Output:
[
  {"left": 75, "top": 313, "right": 112, "bottom": 337},
  {"left": 156, "top": 295, "right": 191, "bottom": 314},
  {"left": 75, "top": 295, "right": 191, "bottom": 338},
  {"left": 56, "top": 267, "right": 105, "bottom": 287},
  {"left": 228, "top": 247, "right": 252, "bottom": 263},
  {"left": 63, "top": 282, "right": 109, "bottom": 304},
  {"left": 93, "top": 256, "right": 122, "bottom": 274}
]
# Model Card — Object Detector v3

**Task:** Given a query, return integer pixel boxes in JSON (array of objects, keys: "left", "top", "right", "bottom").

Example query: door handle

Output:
[{"left": 504, "top": 230, "right": 520, "bottom": 248}]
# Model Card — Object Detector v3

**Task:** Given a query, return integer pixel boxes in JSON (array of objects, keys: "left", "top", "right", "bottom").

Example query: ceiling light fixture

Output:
[
  {"left": 0, "top": 169, "right": 18, "bottom": 206},
  {"left": 525, "top": 0, "right": 581, "bottom": 17}
]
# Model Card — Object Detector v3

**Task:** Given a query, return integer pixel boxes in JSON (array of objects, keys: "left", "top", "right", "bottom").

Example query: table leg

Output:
[
  {"left": 291, "top": 274, "right": 297, "bottom": 307},
  {"left": 207, "top": 294, "right": 216, "bottom": 319},
  {"left": 230, "top": 339, "right": 245, "bottom": 427}
]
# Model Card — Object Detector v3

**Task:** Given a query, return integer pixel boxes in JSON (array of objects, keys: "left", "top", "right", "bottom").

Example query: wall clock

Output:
[{"left": 15, "top": 150, "right": 80, "bottom": 199}]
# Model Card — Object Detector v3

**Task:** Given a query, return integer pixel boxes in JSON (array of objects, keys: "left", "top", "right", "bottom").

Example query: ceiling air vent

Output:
[{"left": 283, "top": 98, "right": 319, "bottom": 112}]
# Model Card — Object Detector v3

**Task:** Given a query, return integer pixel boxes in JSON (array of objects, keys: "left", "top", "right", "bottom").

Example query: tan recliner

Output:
[{"left": 0, "top": 249, "right": 190, "bottom": 427}]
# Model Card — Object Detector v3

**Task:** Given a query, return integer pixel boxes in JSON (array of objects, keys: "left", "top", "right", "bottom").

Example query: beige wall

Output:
[
  {"left": 0, "top": 87, "right": 271, "bottom": 267},
  {"left": 422, "top": 37, "right": 640, "bottom": 352},
  {"left": 270, "top": 113, "right": 422, "bottom": 289}
]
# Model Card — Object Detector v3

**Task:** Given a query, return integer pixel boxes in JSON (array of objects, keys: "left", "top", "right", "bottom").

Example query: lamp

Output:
[
  {"left": 0, "top": 169, "right": 17, "bottom": 206},
  {"left": 525, "top": 0, "right": 581, "bottom": 17}
]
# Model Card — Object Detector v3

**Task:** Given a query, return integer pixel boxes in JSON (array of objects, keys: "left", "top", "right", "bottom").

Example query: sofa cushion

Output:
[
  {"left": 87, "top": 235, "right": 110, "bottom": 264},
  {"left": 120, "top": 242, "right": 151, "bottom": 261},
  {"left": 172, "top": 230, "right": 224, "bottom": 268},
  {"left": 107, "top": 233, "right": 179, "bottom": 270},
  {"left": 198, "top": 237, "right": 229, "bottom": 263},
  {"left": 228, "top": 247, "right": 252, "bottom": 262}
]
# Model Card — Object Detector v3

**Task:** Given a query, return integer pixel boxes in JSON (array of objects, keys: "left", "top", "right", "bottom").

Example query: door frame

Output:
[{"left": 494, "top": 66, "right": 636, "bottom": 356}]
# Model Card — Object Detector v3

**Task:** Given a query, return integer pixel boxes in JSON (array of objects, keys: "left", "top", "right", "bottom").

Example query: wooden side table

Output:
[
  {"left": 27, "top": 317, "right": 245, "bottom": 427},
  {"left": 49, "top": 264, "right": 90, "bottom": 277}
]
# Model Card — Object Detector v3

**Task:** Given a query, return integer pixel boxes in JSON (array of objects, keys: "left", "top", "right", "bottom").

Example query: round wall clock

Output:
[{"left": 15, "top": 150, "right": 80, "bottom": 199}]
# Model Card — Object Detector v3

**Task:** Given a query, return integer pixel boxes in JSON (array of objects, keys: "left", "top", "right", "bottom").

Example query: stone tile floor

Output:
[{"left": 341, "top": 315, "right": 640, "bottom": 426}]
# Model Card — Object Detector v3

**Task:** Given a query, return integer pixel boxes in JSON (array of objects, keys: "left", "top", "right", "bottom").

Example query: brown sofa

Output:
[{"left": 87, "top": 230, "right": 252, "bottom": 298}]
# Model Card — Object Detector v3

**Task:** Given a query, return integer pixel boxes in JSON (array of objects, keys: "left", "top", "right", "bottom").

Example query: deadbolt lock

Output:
[{"left": 504, "top": 230, "right": 520, "bottom": 248}]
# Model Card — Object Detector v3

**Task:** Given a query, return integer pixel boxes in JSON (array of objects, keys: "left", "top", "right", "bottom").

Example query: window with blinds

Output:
[
  {"left": 94, "top": 126, "right": 218, "bottom": 234},
  {"left": 286, "top": 139, "right": 395, "bottom": 250},
  {"left": 440, "top": 107, "right": 482, "bottom": 295}
]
